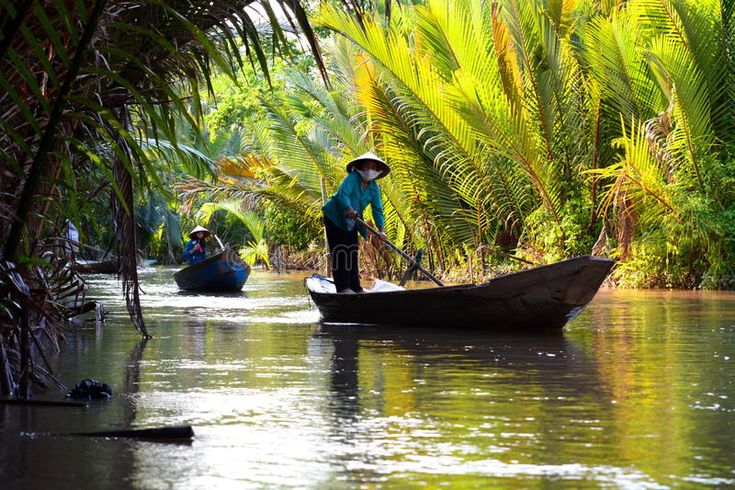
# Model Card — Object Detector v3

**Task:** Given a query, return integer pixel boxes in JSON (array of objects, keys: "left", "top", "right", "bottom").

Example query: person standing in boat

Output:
[
  {"left": 183, "top": 226, "right": 210, "bottom": 265},
  {"left": 322, "top": 152, "right": 389, "bottom": 293}
]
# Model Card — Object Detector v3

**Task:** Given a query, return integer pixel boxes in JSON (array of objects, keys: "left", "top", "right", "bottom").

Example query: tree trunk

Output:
[{"left": 0, "top": 340, "right": 15, "bottom": 396}]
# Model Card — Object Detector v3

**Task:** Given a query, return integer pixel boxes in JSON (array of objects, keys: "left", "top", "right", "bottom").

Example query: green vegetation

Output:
[
  {"left": 2, "top": 0, "right": 735, "bottom": 397},
  {"left": 0, "top": 0, "right": 324, "bottom": 395},
  {"left": 203, "top": 0, "right": 735, "bottom": 288}
]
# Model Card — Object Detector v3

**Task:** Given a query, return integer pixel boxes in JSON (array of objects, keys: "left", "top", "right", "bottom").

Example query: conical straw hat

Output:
[
  {"left": 188, "top": 225, "right": 210, "bottom": 239},
  {"left": 345, "top": 151, "right": 391, "bottom": 178}
]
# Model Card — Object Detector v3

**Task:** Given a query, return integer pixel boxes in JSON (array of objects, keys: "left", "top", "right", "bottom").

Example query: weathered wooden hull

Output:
[
  {"left": 174, "top": 249, "right": 250, "bottom": 292},
  {"left": 74, "top": 258, "right": 119, "bottom": 274},
  {"left": 307, "top": 256, "right": 613, "bottom": 330}
]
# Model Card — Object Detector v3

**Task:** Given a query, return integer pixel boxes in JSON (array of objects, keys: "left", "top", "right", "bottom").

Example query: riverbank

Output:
[{"left": 265, "top": 249, "right": 725, "bottom": 291}]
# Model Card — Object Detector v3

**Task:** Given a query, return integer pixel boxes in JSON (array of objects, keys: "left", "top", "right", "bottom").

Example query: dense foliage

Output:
[
  {"left": 3, "top": 0, "right": 735, "bottom": 400},
  {"left": 0, "top": 0, "right": 324, "bottom": 396},
  {"left": 205, "top": 0, "right": 735, "bottom": 288}
]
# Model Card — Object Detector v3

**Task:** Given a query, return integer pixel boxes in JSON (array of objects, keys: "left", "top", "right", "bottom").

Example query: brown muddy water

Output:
[{"left": 1, "top": 266, "right": 734, "bottom": 488}]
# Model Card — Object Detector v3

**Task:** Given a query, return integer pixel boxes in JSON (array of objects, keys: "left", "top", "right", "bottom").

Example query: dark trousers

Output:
[{"left": 324, "top": 216, "right": 362, "bottom": 292}]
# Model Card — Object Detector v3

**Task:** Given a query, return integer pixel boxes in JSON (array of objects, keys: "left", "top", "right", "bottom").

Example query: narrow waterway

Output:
[{"left": 2, "top": 266, "right": 734, "bottom": 488}]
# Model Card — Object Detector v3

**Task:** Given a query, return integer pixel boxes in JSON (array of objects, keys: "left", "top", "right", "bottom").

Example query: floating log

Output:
[
  {"left": 70, "top": 425, "right": 194, "bottom": 440},
  {"left": 0, "top": 398, "right": 87, "bottom": 407}
]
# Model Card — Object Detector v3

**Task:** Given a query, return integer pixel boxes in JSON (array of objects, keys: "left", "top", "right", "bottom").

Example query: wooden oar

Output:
[
  {"left": 355, "top": 217, "right": 444, "bottom": 287},
  {"left": 213, "top": 234, "right": 225, "bottom": 252}
]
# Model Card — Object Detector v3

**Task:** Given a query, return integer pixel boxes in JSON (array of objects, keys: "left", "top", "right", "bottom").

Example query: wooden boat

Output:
[
  {"left": 74, "top": 257, "right": 119, "bottom": 274},
  {"left": 174, "top": 249, "right": 250, "bottom": 292},
  {"left": 74, "top": 254, "right": 146, "bottom": 274},
  {"left": 306, "top": 255, "right": 614, "bottom": 330}
]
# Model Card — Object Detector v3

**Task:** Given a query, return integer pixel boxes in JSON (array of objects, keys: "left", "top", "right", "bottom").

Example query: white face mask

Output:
[{"left": 357, "top": 169, "right": 382, "bottom": 182}]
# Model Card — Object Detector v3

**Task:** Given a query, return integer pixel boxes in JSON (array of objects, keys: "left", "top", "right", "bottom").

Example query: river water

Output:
[{"left": 2, "top": 266, "right": 734, "bottom": 488}]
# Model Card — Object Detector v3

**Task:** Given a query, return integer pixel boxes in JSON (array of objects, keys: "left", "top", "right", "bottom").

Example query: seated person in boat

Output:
[
  {"left": 183, "top": 226, "right": 210, "bottom": 265},
  {"left": 322, "top": 152, "right": 389, "bottom": 293}
]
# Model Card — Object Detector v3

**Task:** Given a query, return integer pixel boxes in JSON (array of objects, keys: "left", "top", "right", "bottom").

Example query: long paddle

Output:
[
  {"left": 213, "top": 234, "right": 225, "bottom": 252},
  {"left": 355, "top": 217, "right": 445, "bottom": 287}
]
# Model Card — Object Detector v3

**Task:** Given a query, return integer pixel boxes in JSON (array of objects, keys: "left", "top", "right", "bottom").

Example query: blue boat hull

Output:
[{"left": 174, "top": 249, "right": 250, "bottom": 292}]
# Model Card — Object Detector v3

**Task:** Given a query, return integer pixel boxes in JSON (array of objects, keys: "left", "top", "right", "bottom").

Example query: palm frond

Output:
[{"left": 199, "top": 200, "right": 266, "bottom": 242}]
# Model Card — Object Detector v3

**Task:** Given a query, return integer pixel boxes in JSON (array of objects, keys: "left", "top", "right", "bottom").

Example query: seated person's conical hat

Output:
[{"left": 188, "top": 226, "right": 210, "bottom": 239}]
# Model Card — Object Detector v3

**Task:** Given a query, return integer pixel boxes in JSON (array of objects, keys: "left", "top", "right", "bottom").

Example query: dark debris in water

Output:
[{"left": 67, "top": 378, "right": 112, "bottom": 400}]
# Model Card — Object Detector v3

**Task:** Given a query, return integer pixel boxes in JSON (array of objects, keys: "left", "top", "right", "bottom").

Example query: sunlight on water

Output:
[{"left": 1, "top": 269, "right": 735, "bottom": 488}]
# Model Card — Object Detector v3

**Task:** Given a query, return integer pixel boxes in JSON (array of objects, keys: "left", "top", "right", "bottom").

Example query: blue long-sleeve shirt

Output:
[
  {"left": 322, "top": 171, "right": 385, "bottom": 239},
  {"left": 183, "top": 239, "right": 206, "bottom": 265}
]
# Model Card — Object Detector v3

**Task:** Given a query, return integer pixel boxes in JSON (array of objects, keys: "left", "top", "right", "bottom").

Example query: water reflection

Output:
[
  {"left": 122, "top": 339, "right": 147, "bottom": 428},
  {"left": 1, "top": 272, "right": 734, "bottom": 488},
  {"left": 0, "top": 336, "right": 154, "bottom": 489},
  {"left": 314, "top": 326, "right": 632, "bottom": 487},
  {"left": 175, "top": 289, "right": 248, "bottom": 299},
  {"left": 327, "top": 328, "right": 360, "bottom": 421}
]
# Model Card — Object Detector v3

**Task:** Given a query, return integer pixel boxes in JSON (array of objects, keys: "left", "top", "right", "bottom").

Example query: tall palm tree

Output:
[
  {"left": 313, "top": 0, "right": 595, "bottom": 257},
  {"left": 584, "top": 0, "right": 735, "bottom": 285},
  {"left": 225, "top": 0, "right": 735, "bottom": 286}
]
